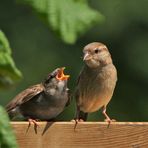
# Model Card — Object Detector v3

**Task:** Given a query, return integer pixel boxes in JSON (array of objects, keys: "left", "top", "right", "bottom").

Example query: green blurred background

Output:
[{"left": 0, "top": 0, "right": 148, "bottom": 122}]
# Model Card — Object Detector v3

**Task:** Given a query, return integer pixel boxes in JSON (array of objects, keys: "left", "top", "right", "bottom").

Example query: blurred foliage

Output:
[
  {"left": 17, "top": 0, "right": 104, "bottom": 44},
  {"left": 0, "top": 30, "right": 22, "bottom": 90},
  {"left": 0, "top": 106, "right": 18, "bottom": 148},
  {"left": 0, "top": 0, "right": 148, "bottom": 122}
]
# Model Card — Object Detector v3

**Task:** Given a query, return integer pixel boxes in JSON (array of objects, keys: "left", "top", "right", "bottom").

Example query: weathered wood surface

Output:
[{"left": 11, "top": 122, "right": 148, "bottom": 148}]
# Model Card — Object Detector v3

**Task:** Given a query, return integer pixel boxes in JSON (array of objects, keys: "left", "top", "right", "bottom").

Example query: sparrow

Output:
[
  {"left": 6, "top": 67, "right": 70, "bottom": 126},
  {"left": 75, "top": 42, "right": 117, "bottom": 122}
]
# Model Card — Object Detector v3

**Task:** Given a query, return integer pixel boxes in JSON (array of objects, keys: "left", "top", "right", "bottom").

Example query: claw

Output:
[
  {"left": 71, "top": 119, "right": 84, "bottom": 130},
  {"left": 104, "top": 118, "right": 116, "bottom": 128},
  {"left": 26, "top": 119, "right": 39, "bottom": 134},
  {"left": 102, "top": 106, "right": 116, "bottom": 128}
]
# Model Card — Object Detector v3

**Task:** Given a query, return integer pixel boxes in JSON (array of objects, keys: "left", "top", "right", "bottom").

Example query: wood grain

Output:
[{"left": 11, "top": 122, "right": 148, "bottom": 148}]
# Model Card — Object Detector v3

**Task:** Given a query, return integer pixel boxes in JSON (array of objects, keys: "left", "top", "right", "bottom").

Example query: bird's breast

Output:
[{"left": 77, "top": 65, "right": 117, "bottom": 113}]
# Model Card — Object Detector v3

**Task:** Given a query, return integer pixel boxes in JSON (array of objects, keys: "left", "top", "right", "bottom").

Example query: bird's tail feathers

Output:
[
  {"left": 75, "top": 106, "right": 88, "bottom": 121},
  {"left": 79, "top": 111, "right": 88, "bottom": 121}
]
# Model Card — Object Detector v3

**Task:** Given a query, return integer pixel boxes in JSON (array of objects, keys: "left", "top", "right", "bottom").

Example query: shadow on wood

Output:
[{"left": 11, "top": 122, "right": 148, "bottom": 148}]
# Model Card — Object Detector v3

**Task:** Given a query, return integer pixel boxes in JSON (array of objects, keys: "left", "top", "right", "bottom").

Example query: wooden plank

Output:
[{"left": 11, "top": 122, "right": 148, "bottom": 148}]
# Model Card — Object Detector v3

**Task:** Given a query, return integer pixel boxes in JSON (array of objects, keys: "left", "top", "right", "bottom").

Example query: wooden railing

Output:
[{"left": 11, "top": 122, "right": 148, "bottom": 148}]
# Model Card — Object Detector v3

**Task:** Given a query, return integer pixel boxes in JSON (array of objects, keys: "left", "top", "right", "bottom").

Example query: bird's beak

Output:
[
  {"left": 83, "top": 53, "right": 91, "bottom": 61},
  {"left": 56, "top": 67, "right": 70, "bottom": 80}
]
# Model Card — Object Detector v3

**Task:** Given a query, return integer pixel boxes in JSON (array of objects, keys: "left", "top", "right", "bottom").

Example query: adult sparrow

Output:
[
  {"left": 75, "top": 42, "right": 117, "bottom": 122},
  {"left": 6, "top": 67, "right": 70, "bottom": 126}
]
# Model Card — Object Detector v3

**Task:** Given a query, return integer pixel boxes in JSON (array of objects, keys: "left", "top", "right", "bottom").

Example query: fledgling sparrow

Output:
[
  {"left": 75, "top": 42, "right": 117, "bottom": 122},
  {"left": 6, "top": 67, "right": 70, "bottom": 126}
]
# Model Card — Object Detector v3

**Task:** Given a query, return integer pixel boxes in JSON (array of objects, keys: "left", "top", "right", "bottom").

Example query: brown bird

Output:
[
  {"left": 6, "top": 67, "right": 70, "bottom": 126},
  {"left": 75, "top": 42, "right": 117, "bottom": 122}
]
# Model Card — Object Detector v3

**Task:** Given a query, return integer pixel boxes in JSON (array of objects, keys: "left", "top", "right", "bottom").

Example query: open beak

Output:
[{"left": 56, "top": 67, "right": 70, "bottom": 81}]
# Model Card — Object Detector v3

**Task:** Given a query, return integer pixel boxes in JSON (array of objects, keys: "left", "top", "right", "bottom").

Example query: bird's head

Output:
[
  {"left": 83, "top": 42, "right": 112, "bottom": 68},
  {"left": 43, "top": 67, "right": 70, "bottom": 94}
]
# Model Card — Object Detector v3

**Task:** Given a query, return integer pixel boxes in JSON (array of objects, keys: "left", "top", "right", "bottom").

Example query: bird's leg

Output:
[
  {"left": 102, "top": 106, "right": 115, "bottom": 123},
  {"left": 102, "top": 106, "right": 115, "bottom": 128},
  {"left": 73, "top": 106, "right": 87, "bottom": 130},
  {"left": 71, "top": 105, "right": 86, "bottom": 129},
  {"left": 28, "top": 118, "right": 39, "bottom": 126},
  {"left": 27, "top": 119, "right": 39, "bottom": 134},
  {"left": 73, "top": 106, "right": 82, "bottom": 130},
  {"left": 72, "top": 106, "right": 80, "bottom": 130},
  {"left": 102, "top": 106, "right": 111, "bottom": 122}
]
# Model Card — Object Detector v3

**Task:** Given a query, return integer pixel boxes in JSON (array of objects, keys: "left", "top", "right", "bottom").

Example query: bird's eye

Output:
[{"left": 94, "top": 48, "right": 100, "bottom": 54}]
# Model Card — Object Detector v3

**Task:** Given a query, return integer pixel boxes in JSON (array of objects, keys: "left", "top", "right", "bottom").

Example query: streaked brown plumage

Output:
[
  {"left": 75, "top": 42, "right": 117, "bottom": 122},
  {"left": 6, "top": 68, "right": 70, "bottom": 124}
]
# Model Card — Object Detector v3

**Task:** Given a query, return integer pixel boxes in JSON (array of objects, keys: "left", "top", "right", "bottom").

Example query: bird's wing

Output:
[{"left": 6, "top": 84, "right": 44, "bottom": 112}]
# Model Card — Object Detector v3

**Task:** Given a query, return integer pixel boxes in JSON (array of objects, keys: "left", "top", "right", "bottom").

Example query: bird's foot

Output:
[
  {"left": 104, "top": 118, "right": 116, "bottom": 122},
  {"left": 71, "top": 119, "right": 84, "bottom": 130},
  {"left": 28, "top": 118, "right": 39, "bottom": 126},
  {"left": 71, "top": 119, "right": 84, "bottom": 122},
  {"left": 26, "top": 119, "right": 39, "bottom": 134},
  {"left": 104, "top": 118, "right": 116, "bottom": 128},
  {"left": 102, "top": 106, "right": 116, "bottom": 127}
]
